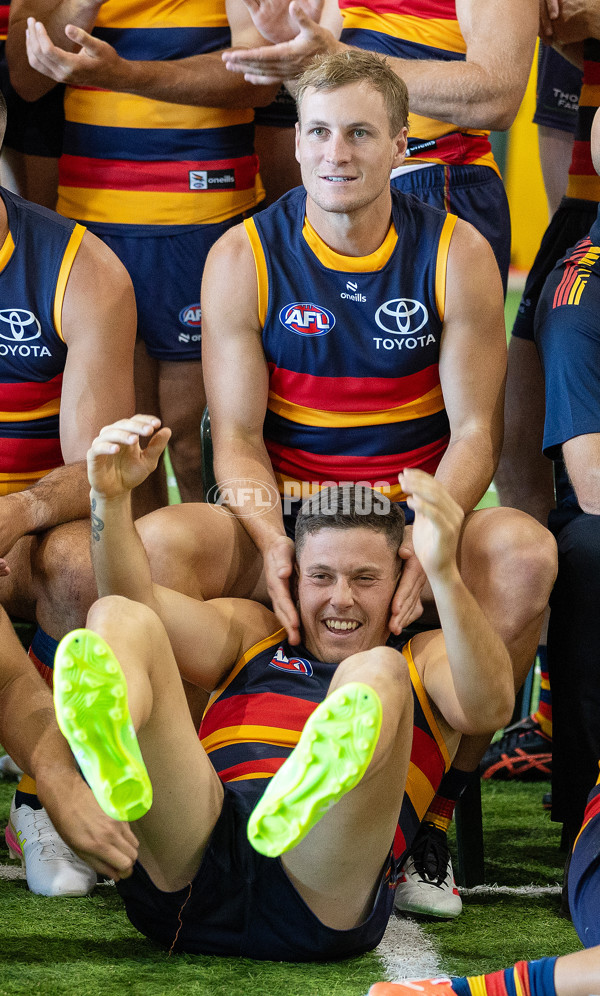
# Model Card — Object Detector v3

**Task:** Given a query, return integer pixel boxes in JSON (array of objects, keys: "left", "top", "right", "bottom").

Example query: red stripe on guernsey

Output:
[
  {"left": 266, "top": 436, "right": 449, "bottom": 482},
  {"left": 59, "top": 154, "right": 259, "bottom": 192},
  {"left": 0, "top": 437, "right": 62, "bottom": 473},
  {"left": 0, "top": 5, "right": 9, "bottom": 38},
  {"left": 218, "top": 758, "right": 285, "bottom": 783},
  {"left": 200, "top": 691, "right": 316, "bottom": 741},
  {"left": 411, "top": 726, "right": 446, "bottom": 789},
  {"left": 569, "top": 141, "right": 596, "bottom": 176},
  {"left": 339, "top": 0, "right": 454, "bottom": 17},
  {"left": 393, "top": 825, "right": 407, "bottom": 861},
  {"left": 580, "top": 789, "right": 600, "bottom": 836},
  {"left": 0, "top": 373, "right": 63, "bottom": 412},
  {"left": 268, "top": 363, "right": 440, "bottom": 412}
]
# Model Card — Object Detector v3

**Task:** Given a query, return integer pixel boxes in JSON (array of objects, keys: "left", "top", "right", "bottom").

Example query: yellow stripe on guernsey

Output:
[
  {"left": 267, "top": 384, "right": 445, "bottom": 428},
  {"left": 53, "top": 224, "right": 86, "bottom": 341},
  {"left": 206, "top": 628, "right": 286, "bottom": 710},
  {"left": 435, "top": 213, "right": 457, "bottom": 319},
  {"left": 467, "top": 979, "right": 489, "bottom": 996},
  {"left": 0, "top": 230, "right": 14, "bottom": 272},
  {"left": 0, "top": 399, "right": 61, "bottom": 423},
  {"left": 201, "top": 724, "right": 300, "bottom": 754},
  {"left": 0, "top": 469, "right": 52, "bottom": 496},
  {"left": 64, "top": 88, "right": 253, "bottom": 134},
  {"left": 567, "top": 245, "right": 600, "bottom": 305},
  {"left": 404, "top": 639, "right": 451, "bottom": 772},
  {"left": 341, "top": 9, "right": 465, "bottom": 55},
  {"left": 57, "top": 186, "right": 260, "bottom": 227},
  {"left": 96, "top": 0, "right": 228, "bottom": 29}
]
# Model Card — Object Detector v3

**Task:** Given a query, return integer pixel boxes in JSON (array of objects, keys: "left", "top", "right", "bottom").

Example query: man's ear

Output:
[{"left": 291, "top": 562, "right": 299, "bottom": 602}]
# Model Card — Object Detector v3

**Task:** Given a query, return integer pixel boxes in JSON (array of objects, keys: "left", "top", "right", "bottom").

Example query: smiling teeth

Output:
[
  {"left": 325, "top": 620, "right": 360, "bottom": 631},
  {"left": 326, "top": 177, "right": 351, "bottom": 182}
]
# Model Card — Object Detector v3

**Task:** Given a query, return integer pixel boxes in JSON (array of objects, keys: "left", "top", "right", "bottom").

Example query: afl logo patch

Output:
[
  {"left": 269, "top": 646, "right": 313, "bottom": 676},
  {"left": 179, "top": 304, "right": 202, "bottom": 328},
  {"left": 279, "top": 303, "right": 335, "bottom": 336}
]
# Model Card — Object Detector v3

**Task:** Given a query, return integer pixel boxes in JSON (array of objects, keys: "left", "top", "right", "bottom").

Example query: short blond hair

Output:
[{"left": 295, "top": 50, "right": 409, "bottom": 138}]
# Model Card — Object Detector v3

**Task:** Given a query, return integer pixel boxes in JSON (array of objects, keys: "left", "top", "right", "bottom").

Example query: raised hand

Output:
[
  {"left": 399, "top": 469, "right": 464, "bottom": 583},
  {"left": 26, "top": 17, "right": 124, "bottom": 87},
  {"left": 87, "top": 415, "right": 171, "bottom": 500},
  {"left": 239, "top": 0, "right": 324, "bottom": 43},
  {"left": 223, "top": 2, "right": 341, "bottom": 84}
]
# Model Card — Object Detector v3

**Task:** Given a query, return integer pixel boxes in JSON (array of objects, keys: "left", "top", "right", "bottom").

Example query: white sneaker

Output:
[
  {"left": 5, "top": 797, "right": 97, "bottom": 897},
  {"left": 394, "top": 822, "right": 462, "bottom": 919},
  {"left": 0, "top": 754, "right": 24, "bottom": 780}
]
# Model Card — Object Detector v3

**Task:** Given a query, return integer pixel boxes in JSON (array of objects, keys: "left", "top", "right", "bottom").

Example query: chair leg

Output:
[{"left": 454, "top": 771, "right": 485, "bottom": 887}]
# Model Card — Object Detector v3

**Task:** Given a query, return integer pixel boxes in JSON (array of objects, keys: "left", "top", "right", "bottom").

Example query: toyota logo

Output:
[
  {"left": 0, "top": 309, "right": 41, "bottom": 341},
  {"left": 375, "top": 298, "right": 428, "bottom": 335}
]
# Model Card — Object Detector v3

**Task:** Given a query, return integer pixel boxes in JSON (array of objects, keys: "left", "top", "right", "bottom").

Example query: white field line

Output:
[{"left": 376, "top": 914, "right": 443, "bottom": 983}]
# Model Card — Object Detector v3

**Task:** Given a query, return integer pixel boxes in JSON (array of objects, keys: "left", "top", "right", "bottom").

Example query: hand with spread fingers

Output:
[
  {"left": 87, "top": 415, "right": 171, "bottom": 501},
  {"left": 399, "top": 469, "right": 464, "bottom": 583},
  {"left": 223, "top": 1, "right": 341, "bottom": 84}
]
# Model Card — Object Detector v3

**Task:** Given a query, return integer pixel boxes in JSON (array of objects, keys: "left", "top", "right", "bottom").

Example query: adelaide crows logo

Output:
[
  {"left": 269, "top": 646, "right": 313, "bottom": 676},
  {"left": 279, "top": 302, "right": 335, "bottom": 336}
]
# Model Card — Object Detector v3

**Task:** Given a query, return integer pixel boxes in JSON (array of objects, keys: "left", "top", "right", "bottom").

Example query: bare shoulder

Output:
[
  {"left": 67, "top": 229, "right": 134, "bottom": 302},
  {"left": 205, "top": 219, "right": 254, "bottom": 273},
  {"left": 212, "top": 597, "right": 281, "bottom": 654},
  {"left": 445, "top": 217, "right": 503, "bottom": 308}
]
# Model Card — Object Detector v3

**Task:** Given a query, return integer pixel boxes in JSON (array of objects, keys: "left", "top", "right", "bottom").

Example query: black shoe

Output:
[
  {"left": 542, "top": 791, "right": 552, "bottom": 811},
  {"left": 480, "top": 715, "right": 552, "bottom": 781}
]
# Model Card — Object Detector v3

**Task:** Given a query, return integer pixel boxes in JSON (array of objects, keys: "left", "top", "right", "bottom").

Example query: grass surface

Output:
[{"left": 0, "top": 775, "right": 580, "bottom": 993}]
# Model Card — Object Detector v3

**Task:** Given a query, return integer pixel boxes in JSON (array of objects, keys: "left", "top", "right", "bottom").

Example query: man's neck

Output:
[
  {"left": 304, "top": 197, "right": 394, "bottom": 258},
  {"left": 0, "top": 189, "right": 8, "bottom": 249}
]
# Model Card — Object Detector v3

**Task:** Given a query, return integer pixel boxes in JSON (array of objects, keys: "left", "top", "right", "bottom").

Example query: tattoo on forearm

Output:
[{"left": 90, "top": 498, "right": 104, "bottom": 543}]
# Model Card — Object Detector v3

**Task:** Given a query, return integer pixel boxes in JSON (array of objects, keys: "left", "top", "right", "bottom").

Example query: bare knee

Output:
[
  {"left": 463, "top": 508, "right": 558, "bottom": 619},
  {"left": 334, "top": 645, "right": 411, "bottom": 705},
  {"left": 31, "top": 522, "right": 97, "bottom": 633},
  {"left": 87, "top": 595, "right": 162, "bottom": 638}
]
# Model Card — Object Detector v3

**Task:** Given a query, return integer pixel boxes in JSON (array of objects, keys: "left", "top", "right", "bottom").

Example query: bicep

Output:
[
  {"left": 201, "top": 227, "right": 270, "bottom": 444},
  {"left": 59, "top": 233, "right": 136, "bottom": 462}
]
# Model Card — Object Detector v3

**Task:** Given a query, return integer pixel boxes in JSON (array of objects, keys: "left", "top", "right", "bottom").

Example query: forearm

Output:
[
  {"left": 89, "top": 490, "right": 157, "bottom": 607},
  {"left": 8, "top": 0, "right": 102, "bottom": 99},
  {"left": 385, "top": 56, "right": 522, "bottom": 132},
  {"left": 213, "top": 435, "right": 287, "bottom": 554},
  {"left": 0, "top": 667, "right": 77, "bottom": 784},
  {"left": 7, "top": 462, "right": 90, "bottom": 539},
  {"left": 95, "top": 52, "right": 277, "bottom": 107},
  {"left": 429, "top": 566, "right": 514, "bottom": 732},
  {"left": 434, "top": 430, "right": 499, "bottom": 515}
]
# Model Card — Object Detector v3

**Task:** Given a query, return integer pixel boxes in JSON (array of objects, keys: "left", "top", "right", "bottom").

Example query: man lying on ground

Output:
[{"left": 49, "top": 414, "right": 513, "bottom": 959}]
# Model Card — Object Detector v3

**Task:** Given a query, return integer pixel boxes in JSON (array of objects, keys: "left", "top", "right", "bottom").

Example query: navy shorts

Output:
[
  {"left": 254, "top": 86, "right": 297, "bottom": 128},
  {"left": 533, "top": 44, "right": 581, "bottom": 133},
  {"left": 391, "top": 163, "right": 511, "bottom": 295},
  {"left": 0, "top": 48, "right": 65, "bottom": 157},
  {"left": 85, "top": 215, "right": 244, "bottom": 362},
  {"left": 116, "top": 781, "right": 395, "bottom": 960},
  {"left": 511, "top": 196, "right": 598, "bottom": 341}
]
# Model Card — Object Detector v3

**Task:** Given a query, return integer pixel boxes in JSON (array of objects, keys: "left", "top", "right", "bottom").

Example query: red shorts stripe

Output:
[{"left": 218, "top": 758, "right": 284, "bottom": 782}]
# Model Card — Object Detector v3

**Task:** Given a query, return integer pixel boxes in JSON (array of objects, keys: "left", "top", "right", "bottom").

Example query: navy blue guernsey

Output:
[
  {"left": 243, "top": 186, "right": 457, "bottom": 504},
  {"left": 0, "top": 188, "right": 85, "bottom": 494}
]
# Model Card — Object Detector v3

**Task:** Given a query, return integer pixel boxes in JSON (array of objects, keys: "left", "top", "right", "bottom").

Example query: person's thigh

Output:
[
  {"left": 138, "top": 501, "right": 268, "bottom": 602},
  {"left": 281, "top": 646, "right": 417, "bottom": 930},
  {"left": 87, "top": 596, "right": 225, "bottom": 892}
]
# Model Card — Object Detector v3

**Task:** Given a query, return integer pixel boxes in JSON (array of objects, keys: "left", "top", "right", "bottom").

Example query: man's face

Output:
[
  {"left": 296, "top": 526, "right": 400, "bottom": 664},
  {"left": 295, "top": 82, "right": 407, "bottom": 217}
]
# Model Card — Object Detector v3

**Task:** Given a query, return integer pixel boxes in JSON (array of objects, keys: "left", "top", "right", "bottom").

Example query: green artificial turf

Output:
[{"left": 0, "top": 774, "right": 580, "bottom": 994}]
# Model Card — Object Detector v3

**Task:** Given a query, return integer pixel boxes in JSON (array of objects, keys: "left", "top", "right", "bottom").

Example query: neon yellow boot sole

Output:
[
  {"left": 248, "top": 682, "right": 382, "bottom": 858},
  {"left": 54, "top": 629, "right": 152, "bottom": 822}
]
